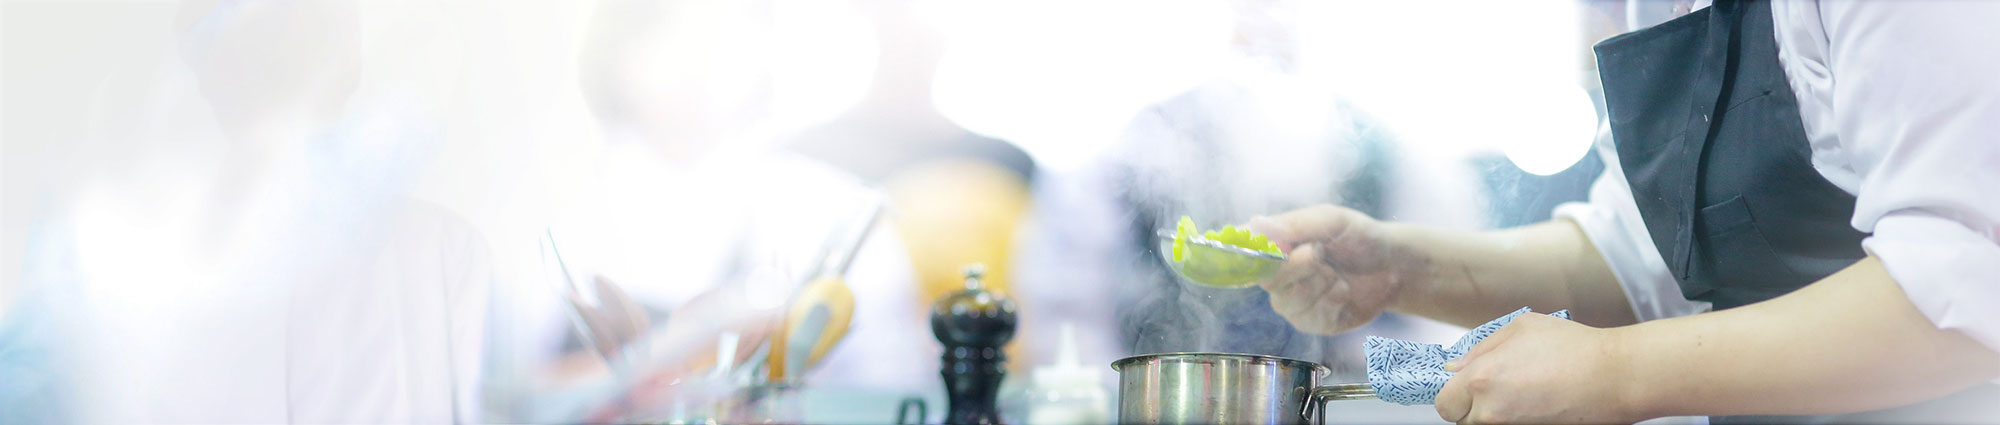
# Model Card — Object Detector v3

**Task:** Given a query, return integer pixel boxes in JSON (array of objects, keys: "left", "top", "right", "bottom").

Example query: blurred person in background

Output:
[
  {"left": 2, "top": 0, "right": 491, "bottom": 422},
  {"left": 780, "top": 0, "right": 1042, "bottom": 388},
  {"left": 1248, "top": 0, "right": 2000, "bottom": 423},
  {"left": 505, "top": 0, "right": 927, "bottom": 421}
]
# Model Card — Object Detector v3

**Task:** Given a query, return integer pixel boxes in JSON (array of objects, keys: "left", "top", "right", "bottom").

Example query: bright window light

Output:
[
  {"left": 929, "top": 0, "right": 1234, "bottom": 171},
  {"left": 1297, "top": 0, "right": 1597, "bottom": 175}
]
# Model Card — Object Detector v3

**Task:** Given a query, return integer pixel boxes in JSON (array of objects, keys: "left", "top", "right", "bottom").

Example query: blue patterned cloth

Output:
[{"left": 1363, "top": 307, "right": 1570, "bottom": 405}]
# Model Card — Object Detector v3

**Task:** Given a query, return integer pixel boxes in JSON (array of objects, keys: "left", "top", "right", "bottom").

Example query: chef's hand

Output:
[
  {"left": 1433, "top": 313, "right": 1640, "bottom": 424},
  {"left": 1247, "top": 204, "right": 1424, "bottom": 335},
  {"left": 570, "top": 274, "right": 651, "bottom": 359},
  {"left": 589, "top": 280, "right": 783, "bottom": 422}
]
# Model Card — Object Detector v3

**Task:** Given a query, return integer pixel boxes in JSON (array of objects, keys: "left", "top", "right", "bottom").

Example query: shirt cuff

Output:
[{"left": 1863, "top": 212, "right": 2000, "bottom": 353}]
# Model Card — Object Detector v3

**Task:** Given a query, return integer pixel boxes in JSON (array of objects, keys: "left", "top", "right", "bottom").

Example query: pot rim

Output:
[{"left": 1109, "top": 352, "right": 1330, "bottom": 377}]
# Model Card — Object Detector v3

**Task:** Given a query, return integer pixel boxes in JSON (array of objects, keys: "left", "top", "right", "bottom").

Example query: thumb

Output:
[
  {"left": 1443, "top": 342, "right": 1493, "bottom": 373},
  {"left": 1249, "top": 205, "right": 1356, "bottom": 251},
  {"left": 1444, "top": 317, "right": 1531, "bottom": 372}
]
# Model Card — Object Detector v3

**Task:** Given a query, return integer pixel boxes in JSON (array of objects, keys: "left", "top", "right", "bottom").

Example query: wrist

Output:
[
  {"left": 1377, "top": 222, "right": 1442, "bottom": 312},
  {"left": 1601, "top": 325, "right": 1660, "bottom": 422}
]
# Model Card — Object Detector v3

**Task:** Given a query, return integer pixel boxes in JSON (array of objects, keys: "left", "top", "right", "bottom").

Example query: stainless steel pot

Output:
[{"left": 1111, "top": 352, "right": 1376, "bottom": 425}]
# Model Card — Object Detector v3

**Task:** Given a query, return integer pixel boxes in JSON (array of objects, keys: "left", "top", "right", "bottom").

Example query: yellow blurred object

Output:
[
  {"left": 885, "top": 159, "right": 1031, "bottom": 304},
  {"left": 766, "top": 276, "right": 856, "bottom": 382},
  {"left": 885, "top": 159, "right": 1033, "bottom": 367}
]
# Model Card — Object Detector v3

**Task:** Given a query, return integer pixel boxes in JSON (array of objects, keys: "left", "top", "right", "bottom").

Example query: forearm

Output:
[
  {"left": 1614, "top": 256, "right": 2000, "bottom": 418},
  {"left": 1386, "top": 219, "right": 1637, "bottom": 328}
]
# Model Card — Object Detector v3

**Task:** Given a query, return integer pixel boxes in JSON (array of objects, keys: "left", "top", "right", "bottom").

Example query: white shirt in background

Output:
[{"left": 49, "top": 101, "right": 490, "bottom": 422}]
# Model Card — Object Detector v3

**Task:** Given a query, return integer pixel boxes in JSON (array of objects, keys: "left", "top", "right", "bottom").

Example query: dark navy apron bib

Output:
[{"left": 1595, "top": 0, "right": 1996, "bottom": 423}]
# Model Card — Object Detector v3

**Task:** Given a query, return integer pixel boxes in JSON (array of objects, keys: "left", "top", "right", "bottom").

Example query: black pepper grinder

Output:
[{"left": 929, "top": 264, "right": 1017, "bottom": 425}]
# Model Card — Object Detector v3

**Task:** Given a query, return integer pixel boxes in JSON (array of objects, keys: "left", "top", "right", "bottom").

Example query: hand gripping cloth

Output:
[{"left": 1363, "top": 307, "right": 1570, "bottom": 405}]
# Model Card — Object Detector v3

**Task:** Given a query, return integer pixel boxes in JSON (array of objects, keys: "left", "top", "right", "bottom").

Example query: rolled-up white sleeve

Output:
[
  {"left": 1820, "top": 0, "right": 2000, "bottom": 352},
  {"left": 1554, "top": 122, "right": 1712, "bottom": 322}
]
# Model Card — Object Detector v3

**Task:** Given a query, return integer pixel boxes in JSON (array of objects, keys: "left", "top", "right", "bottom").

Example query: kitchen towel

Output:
[{"left": 1363, "top": 307, "right": 1570, "bottom": 405}]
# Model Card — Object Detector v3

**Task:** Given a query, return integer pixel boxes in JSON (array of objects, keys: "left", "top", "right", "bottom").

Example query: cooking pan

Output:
[{"left": 1112, "top": 352, "right": 1376, "bottom": 424}]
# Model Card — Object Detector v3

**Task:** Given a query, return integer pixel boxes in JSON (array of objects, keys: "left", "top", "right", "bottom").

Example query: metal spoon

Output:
[{"left": 1155, "top": 229, "right": 1287, "bottom": 288}]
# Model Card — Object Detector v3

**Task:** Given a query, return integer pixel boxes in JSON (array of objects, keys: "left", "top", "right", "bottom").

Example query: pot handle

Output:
[
  {"left": 1302, "top": 382, "right": 1377, "bottom": 424},
  {"left": 895, "top": 397, "right": 928, "bottom": 425}
]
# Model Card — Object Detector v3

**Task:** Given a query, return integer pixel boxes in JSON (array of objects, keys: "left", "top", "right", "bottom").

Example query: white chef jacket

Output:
[{"left": 1557, "top": 0, "right": 2000, "bottom": 352}]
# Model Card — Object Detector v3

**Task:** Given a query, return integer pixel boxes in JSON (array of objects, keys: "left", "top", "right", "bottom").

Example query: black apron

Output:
[{"left": 1595, "top": 0, "right": 1997, "bottom": 423}]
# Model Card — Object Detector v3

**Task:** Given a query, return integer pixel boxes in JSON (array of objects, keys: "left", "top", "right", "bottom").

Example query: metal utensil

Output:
[
  {"left": 801, "top": 192, "right": 886, "bottom": 283},
  {"left": 543, "top": 230, "right": 645, "bottom": 374},
  {"left": 1111, "top": 352, "right": 1376, "bottom": 425},
  {"left": 767, "top": 276, "right": 856, "bottom": 381},
  {"left": 766, "top": 193, "right": 882, "bottom": 382},
  {"left": 1156, "top": 230, "right": 1287, "bottom": 288}
]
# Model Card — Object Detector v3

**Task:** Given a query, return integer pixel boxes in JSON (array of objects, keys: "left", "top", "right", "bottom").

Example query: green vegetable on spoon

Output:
[{"left": 1160, "top": 216, "right": 1286, "bottom": 288}]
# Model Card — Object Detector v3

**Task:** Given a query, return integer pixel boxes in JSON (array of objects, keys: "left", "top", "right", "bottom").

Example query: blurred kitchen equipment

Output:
[
  {"left": 896, "top": 397, "right": 929, "bottom": 425},
  {"left": 766, "top": 276, "right": 856, "bottom": 381},
  {"left": 1156, "top": 229, "right": 1286, "bottom": 288},
  {"left": 1111, "top": 352, "right": 1376, "bottom": 425},
  {"left": 1016, "top": 323, "right": 1110, "bottom": 424},
  {"left": 542, "top": 230, "right": 649, "bottom": 373},
  {"left": 800, "top": 191, "right": 887, "bottom": 283},
  {"left": 766, "top": 193, "right": 882, "bottom": 382},
  {"left": 717, "top": 382, "right": 808, "bottom": 424},
  {"left": 930, "top": 264, "right": 1018, "bottom": 425}
]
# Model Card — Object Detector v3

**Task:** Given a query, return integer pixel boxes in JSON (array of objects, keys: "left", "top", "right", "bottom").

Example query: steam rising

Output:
[
  {"left": 1108, "top": 68, "right": 1380, "bottom": 377},
  {"left": 1102, "top": 63, "right": 1498, "bottom": 380}
]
